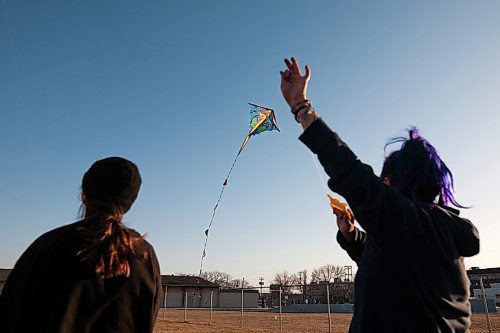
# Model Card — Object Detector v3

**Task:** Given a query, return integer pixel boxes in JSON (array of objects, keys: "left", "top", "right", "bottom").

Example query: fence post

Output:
[
  {"left": 279, "top": 286, "right": 283, "bottom": 331},
  {"left": 183, "top": 291, "right": 188, "bottom": 323},
  {"left": 209, "top": 289, "right": 213, "bottom": 324},
  {"left": 163, "top": 285, "right": 168, "bottom": 320},
  {"left": 241, "top": 279, "right": 244, "bottom": 328},
  {"left": 479, "top": 276, "right": 493, "bottom": 333},
  {"left": 327, "top": 283, "right": 332, "bottom": 333}
]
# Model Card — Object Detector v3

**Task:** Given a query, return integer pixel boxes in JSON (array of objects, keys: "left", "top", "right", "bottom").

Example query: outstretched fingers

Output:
[
  {"left": 284, "top": 57, "right": 310, "bottom": 79},
  {"left": 280, "top": 69, "right": 291, "bottom": 82},
  {"left": 291, "top": 57, "right": 301, "bottom": 75},
  {"left": 304, "top": 64, "right": 311, "bottom": 81}
]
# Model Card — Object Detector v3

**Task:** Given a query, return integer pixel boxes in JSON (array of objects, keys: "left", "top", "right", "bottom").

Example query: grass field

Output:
[{"left": 154, "top": 308, "right": 500, "bottom": 332}]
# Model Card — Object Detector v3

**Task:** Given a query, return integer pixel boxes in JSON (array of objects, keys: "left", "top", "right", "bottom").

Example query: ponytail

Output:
[
  {"left": 79, "top": 156, "right": 145, "bottom": 278},
  {"left": 77, "top": 201, "right": 148, "bottom": 279},
  {"left": 382, "top": 127, "right": 466, "bottom": 208}
]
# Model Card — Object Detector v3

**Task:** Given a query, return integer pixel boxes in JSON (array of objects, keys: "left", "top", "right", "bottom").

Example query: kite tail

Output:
[
  {"left": 199, "top": 148, "right": 243, "bottom": 276},
  {"left": 199, "top": 233, "right": 209, "bottom": 275}
]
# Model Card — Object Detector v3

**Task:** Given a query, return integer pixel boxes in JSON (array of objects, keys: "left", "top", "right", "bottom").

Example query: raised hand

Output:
[
  {"left": 280, "top": 57, "right": 311, "bottom": 108},
  {"left": 335, "top": 209, "right": 355, "bottom": 232},
  {"left": 332, "top": 206, "right": 356, "bottom": 241}
]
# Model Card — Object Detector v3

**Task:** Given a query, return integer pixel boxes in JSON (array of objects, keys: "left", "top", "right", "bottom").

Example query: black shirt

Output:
[{"left": 0, "top": 220, "right": 162, "bottom": 333}]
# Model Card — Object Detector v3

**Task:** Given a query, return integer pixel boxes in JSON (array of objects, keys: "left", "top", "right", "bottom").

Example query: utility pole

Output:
[
  {"left": 344, "top": 266, "right": 353, "bottom": 282},
  {"left": 259, "top": 277, "right": 264, "bottom": 295}
]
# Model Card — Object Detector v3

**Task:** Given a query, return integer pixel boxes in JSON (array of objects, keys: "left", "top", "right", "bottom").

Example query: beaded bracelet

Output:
[
  {"left": 291, "top": 99, "right": 311, "bottom": 115},
  {"left": 295, "top": 106, "right": 315, "bottom": 123},
  {"left": 293, "top": 104, "right": 309, "bottom": 117}
]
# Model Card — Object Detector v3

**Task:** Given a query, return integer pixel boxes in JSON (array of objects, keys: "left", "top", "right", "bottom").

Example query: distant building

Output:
[
  {"left": 219, "top": 288, "right": 259, "bottom": 308},
  {"left": 306, "top": 281, "right": 354, "bottom": 305},
  {"left": 162, "top": 275, "right": 219, "bottom": 308},
  {"left": 268, "top": 281, "right": 354, "bottom": 306},
  {"left": 161, "top": 275, "right": 259, "bottom": 308},
  {"left": 467, "top": 267, "right": 500, "bottom": 307}
]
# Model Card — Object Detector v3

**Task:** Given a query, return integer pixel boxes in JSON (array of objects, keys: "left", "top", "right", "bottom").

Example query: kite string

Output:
[
  {"left": 201, "top": 148, "right": 328, "bottom": 275},
  {"left": 310, "top": 152, "right": 330, "bottom": 194},
  {"left": 199, "top": 149, "right": 242, "bottom": 275},
  {"left": 199, "top": 104, "right": 278, "bottom": 276}
]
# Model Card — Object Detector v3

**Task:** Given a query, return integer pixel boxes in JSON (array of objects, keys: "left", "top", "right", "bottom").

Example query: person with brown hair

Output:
[
  {"left": 280, "top": 57, "right": 480, "bottom": 332},
  {"left": 0, "top": 157, "right": 162, "bottom": 333}
]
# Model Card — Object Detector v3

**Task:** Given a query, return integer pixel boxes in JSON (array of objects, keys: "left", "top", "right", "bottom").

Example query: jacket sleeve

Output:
[
  {"left": 454, "top": 218, "right": 480, "bottom": 257},
  {"left": 438, "top": 206, "right": 480, "bottom": 257},
  {"left": 336, "top": 227, "right": 366, "bottom": 265},
  {"left": 299, "top": 118, "right": 413, "bottom": 238}
]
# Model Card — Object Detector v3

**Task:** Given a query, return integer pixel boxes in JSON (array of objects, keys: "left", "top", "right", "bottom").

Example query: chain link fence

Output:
[{"left": 155, "top": 280, "right": 499, "bottom": 333}]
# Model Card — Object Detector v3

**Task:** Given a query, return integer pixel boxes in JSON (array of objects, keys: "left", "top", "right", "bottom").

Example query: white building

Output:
[
  {"left": 219, "top": 289, "right": 259, "bottom": 308},
  {"left": 161, "top": 275, "right": 259, "bottom": 308},
  {"left": 162, "top": 275, "right": 220, "bottom": 308},
  {"left": 472, "top": 283, "right": 500, "bottom": 305}
]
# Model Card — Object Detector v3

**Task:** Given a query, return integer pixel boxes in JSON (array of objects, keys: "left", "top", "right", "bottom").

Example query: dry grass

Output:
[
  {"left": 471, "top": 313, "right": 500, "bottom": 333},
  {"left": 153, "top": 308, "right": 500, "bottom": 333}
]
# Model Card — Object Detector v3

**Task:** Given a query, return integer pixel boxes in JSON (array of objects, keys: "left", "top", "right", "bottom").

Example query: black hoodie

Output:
[
  {"left": 0, "top": 221, "right": 162, "bottom": 333},
  {"left": 300, "top": 118, "right": 480, "bottom": 333}
]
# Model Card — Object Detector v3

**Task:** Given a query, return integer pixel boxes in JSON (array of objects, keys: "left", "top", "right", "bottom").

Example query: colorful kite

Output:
[{"left": 200, "top": 103, "right": 279, "bottom": 275}]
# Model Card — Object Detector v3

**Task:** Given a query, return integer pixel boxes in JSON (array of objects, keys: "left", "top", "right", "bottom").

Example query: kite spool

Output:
[{"left": 327, "top": 194, "right": 353, "bottom": 221}]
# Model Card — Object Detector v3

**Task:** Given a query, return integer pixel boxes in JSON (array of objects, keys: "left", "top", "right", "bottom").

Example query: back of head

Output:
[
  {"left": 78, "top": 157, "right": 147, "bottom": 278},
  {"left": 381, "top": 128, "right": 463, "bottom": 208},
  {"left": 82, "top": 156, "right": 141, "bottom": 215}
]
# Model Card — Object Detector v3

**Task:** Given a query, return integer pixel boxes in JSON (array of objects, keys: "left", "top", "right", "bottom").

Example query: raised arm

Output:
[{"left": 279, "top": 57, "right": 411, "bottom": 238}]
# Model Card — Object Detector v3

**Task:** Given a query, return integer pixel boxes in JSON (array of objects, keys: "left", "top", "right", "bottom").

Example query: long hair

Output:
[
  {"left": 381, "top": 127, "right": 465, "bottom": 208},
  {"left": 77, "top": 157, "right": 148, "bottom": 279}
]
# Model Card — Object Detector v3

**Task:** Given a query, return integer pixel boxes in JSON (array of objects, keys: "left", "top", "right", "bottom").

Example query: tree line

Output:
[{"left": 196, "top": 264, "right": 349, "bottom": 292}]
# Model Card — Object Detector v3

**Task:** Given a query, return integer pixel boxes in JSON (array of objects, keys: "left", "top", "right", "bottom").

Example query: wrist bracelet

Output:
[
  {"left": 295, "top": 106, "right": 315, "bottom": 123},
  {"left": 291, "top": 99, "right": 311, "bottom": 114},
  {"left": 292, "top": 104, "right": 309, "bottom": 117}
]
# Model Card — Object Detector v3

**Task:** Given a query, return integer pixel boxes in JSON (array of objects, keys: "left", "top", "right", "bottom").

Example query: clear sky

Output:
[{"left": 1, "top": 0, "right": 499, "bottom": 287}]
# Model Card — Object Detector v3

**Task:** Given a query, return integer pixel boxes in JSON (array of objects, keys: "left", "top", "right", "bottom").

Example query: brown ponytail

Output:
[
  {"left": 77, "top": 201, "right": 147, "bottom": 278},
  {"left": 78, "top": 157, "right": 146, "bottom": 279}
]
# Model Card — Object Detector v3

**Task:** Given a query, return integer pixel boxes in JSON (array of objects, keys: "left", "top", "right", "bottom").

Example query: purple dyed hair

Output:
[{"left": 381, "top": 127, "right": 465, "bottom": 208}]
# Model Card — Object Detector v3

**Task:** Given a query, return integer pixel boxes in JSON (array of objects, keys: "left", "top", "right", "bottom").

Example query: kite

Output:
[{"left": 199, "top": 103, "right": 279, "bottom": 275}]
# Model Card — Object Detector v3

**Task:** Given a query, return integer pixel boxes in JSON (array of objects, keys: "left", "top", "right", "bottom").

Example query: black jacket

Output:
[
  {"left": 0, "top": 221, "right": 162, "bottom": 333},
  {"left": 300, "top": 118, "right": 480, "bottom": 333}
]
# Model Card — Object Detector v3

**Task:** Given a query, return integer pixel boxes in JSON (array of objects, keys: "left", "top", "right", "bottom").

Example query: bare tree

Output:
[
  {"left": 297, "top": 270, "right": 308, "bottom": 285},
  {"left": 200, "top": 271, "right": 253, "bottom": 289},
  {"left": 311, "top": 265, "right": 345, "bottom": 283},
  {"left": 273, "top": 271, "right": 297, "bottom": 293},
  {"left": 200, "top": 270, "right": 237, "bottom": 288},
  {"left": 227, "top": 278, "right": 253, "bottom": 289},
  {"left": 200, "top": 271, "right": 232, "bottom": 286}
]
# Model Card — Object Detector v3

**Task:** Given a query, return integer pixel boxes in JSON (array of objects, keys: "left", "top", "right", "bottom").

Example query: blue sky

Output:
[{"left": 1, "top": 0, "right": 499, "bottom": 287}]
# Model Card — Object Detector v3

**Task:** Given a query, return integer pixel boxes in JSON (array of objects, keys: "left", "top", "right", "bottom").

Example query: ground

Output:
[{"left": 154, "top": 309, "right": 500, "bottom": 332}]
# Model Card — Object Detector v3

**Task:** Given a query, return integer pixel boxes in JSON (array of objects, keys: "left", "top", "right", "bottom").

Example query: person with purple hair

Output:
[{"left": 280, "top": 57, "right": 480, "bottom": 332}]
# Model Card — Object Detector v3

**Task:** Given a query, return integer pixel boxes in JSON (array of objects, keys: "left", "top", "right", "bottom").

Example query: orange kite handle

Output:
[{"left": 327, "top": 194, "right": 353, "bottom": 221}]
